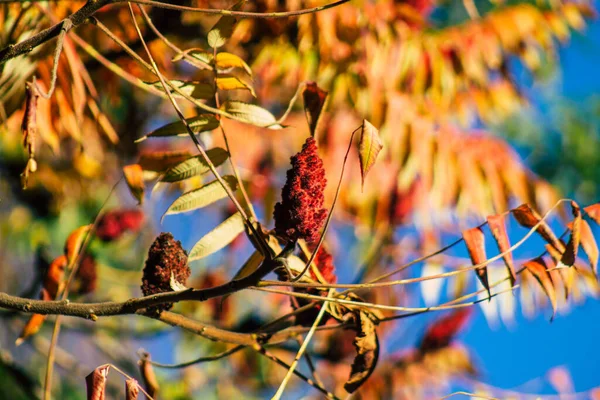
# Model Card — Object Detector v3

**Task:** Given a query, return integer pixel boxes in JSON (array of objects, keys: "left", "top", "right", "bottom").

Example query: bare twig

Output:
[{"left": 33, "top": 19, "right": 72, "bottom": 99}]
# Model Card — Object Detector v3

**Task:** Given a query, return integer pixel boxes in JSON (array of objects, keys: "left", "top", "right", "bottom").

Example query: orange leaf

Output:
[
  {"left": 123, "top": 164, "right": 145, "bottom": 205},
  {"left": 44, "top": 255, "right": 68, "bottom": 299},
  {"left": 580, "top": 220, "right": 598, "bottom": 274},
  {"left": 462, "top": 226, "right": 490, "bottom": 298},
  {"left": 487, "top": 214, "right": 516, "bottom": 286},
  {"left": 302, "top": 82, "right": 328, "bottom": 136},
  {"left": 64, "top": 225, "right": 92, "bottom": 266},
  {"left": 15, "top": 313, "right": 46, "bottom": 346},
  {"left": 524, "top": 257, "right": 557, "bottom": 319},
  {"left": 512, "top": 204, "right": 563, "bottom": 252},
  {"left": 561, "top": 201, "right": 581, "bottom": 267},
  {"left": 584, "top": 203, "right": 600, "bottom": 225},
  {"left": 86, "top": 365, "right": 110, "bottom": 400},
  {"left": 138, "top": 150, "right": 193, "bottom": 172}
]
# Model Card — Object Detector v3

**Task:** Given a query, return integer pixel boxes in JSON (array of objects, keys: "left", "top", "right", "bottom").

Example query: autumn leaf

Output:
[
  {"left": 123, "top": 164, "right": 145, "bottom": 205},
  {"left": 44, "top": 255, "right": 68, "bottom": 299},
  {"left": 419, "top": 309, "right": 472, "bottom": 353},
  {"left": 146, "top": 80, "right": 214, "bottom": 100},
  {"left": 463, "top": 226, "right": 490, "bottom": 298},
  {"left": 524, "top": 257, "right": 557, "bottom": 319},
  {"left": 64, "top": 225, "right": 92, "bottom": 266},
  {"left": 215, "top": 52, "right": 252, "bottom": 76},
  {"left": 189, "top": 212, "right": 246, "bottom": 260},
  {"left": 85, "top": 365, "right": 110, "bottom": 400},
  {"left": 302, "top": 82, "right": 328, "bottom": 136},
  {"left": 358, "top": 120, "right": 383, "bottom": 190},
  {"left": 487, "top": 214, "right": 517, "bottom": 286},
  {"left": 561, "top": 201, "right": 581, "bottom": 267},
  {"left": 220, "top": 101, "right": 283, "bottom": 129},
  {"left": 344, "top": 311, "right": 379, "bottom": 393},
  {"left": 15, "top": 313, "right": 46, "bottom": 346},
  {"left": 512, "top": 204, "right": 563, "bottom": 252},
  {"left": 138, "top": 150, "right": 193, "bottom": 172},
  {"left": 216, "top": 75, "right": 255, "bottom": 96},
  {"left": 580, "top": 220, "right": 598, "bottom": 274},
  {"left": 584, "top": 203, "right": 600, "bottom": 225}
]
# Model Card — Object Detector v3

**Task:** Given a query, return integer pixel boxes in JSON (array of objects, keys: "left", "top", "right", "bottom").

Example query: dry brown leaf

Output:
[
  {"left": 561, "top": 201, "right": 581, "bottom": 267},
  {"left": 512, "top": 204, "right": 563, "bottom": 252},
  {"left": 139, "top": 354, "right": 159, "bottom": 398},
  {"left": 302, "top": 82, "right": 328, "bottom": 136},
  {"left": 524, "top": 257, "right": 557, "bottom": 318},
  {"left": 85, "top": 365, "right": 110, "bottom": 400},
  {"left": 344, "top": 311, "right": 380, "bottom": 393},
  {"left": 126, "top": 379, "right": 141, "bottom": 400}
]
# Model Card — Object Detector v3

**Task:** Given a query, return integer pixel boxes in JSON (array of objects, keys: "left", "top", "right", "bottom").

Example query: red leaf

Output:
[
  {"left": 462, "top": 227, "right": 490, "bottom": 298},
  {"left": 524, "top": 257, "right": 557, "bottom": 319},
  {"left": 487, "top": 214, "right": 516, "bottom": 286},
  {"left": 419, "top": 309, "right": 472, "bottom": 353},
  {"left": 580, "top": 220, "right": 599, "bottom": 274},
  {"left": 85, "top": 365, "right": 110, "bottom": 400},
  {"left": 561, "top": 201, "right": 581, "bottom": 267},
  {"left": 302, "top": 82, "right": 328, "bottom": 136}
]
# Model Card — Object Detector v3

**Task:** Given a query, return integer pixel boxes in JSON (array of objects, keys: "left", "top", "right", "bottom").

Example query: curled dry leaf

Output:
[
  {"left": 462, "top": 226, "right": 490, "bottom": 298},
  {"left": 21, "top": 81, "right": 39, "bottom": 188},
  {"left": 123, "top": 164, "right": 145, "bottom": 205},
  {"left": 85, "top": 364, "right": 110, "bottom": 400},
  {"left": 584, "top": 203, "right": 600, "bottom": 225},
  {"left": 302, "top": 81, "right": 328, "bottom": 136},
  {"left": 487, "top": 214, "right": 517, "bottom": 286},
  {"left": 126, "top": 379, "right": 141, "bottom": 400},
  {"left": 524, "top": 257, "right": 557, "bottom": 319},
  {"left": 561, "top": 201, "right": 582, "bottom": 267},
  {"left": 344, "top": 311, "right": 380, "bottom": 393},
  {"left": 358, "top": 120, "right": 383, "bottom": 190},
  {"left": 139, "top": 354, "right": 159, "bottom": 398},
  {"left": 64, "top": 225, "right": 92, "bottom": 266}
]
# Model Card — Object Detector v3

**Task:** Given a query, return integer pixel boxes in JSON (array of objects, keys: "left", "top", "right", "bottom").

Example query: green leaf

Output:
[
  {"left": 147, "top": 80, "right": 214, "bottom": 99},
  {"left": 220, "top": 101, "right": 283, "bottom": 129},
  {"left": 215, "top": 52, "right": 252, "bottom": 76},
  {"left": 161, "top": 148, "right": 229, "bottom": 182},
  {"left": 358, "top": 120, "right": 383, "bottom": 190},
  {"left": 189, "top": 212, "right": 245, "bottom": 260},
  {"left": 136, "top": 115, "right": 219, "bottom": 142},
  {"left": 162, "top": 176, "right": 237, "bottom": 220},
  {"left": 207, "top": 0, "right": 245, "bottom": 48}
]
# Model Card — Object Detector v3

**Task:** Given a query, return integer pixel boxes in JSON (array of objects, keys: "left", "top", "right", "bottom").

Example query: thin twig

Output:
[
  {"left": 272, "top": 289, "right": 333, "bottom": 399},
  {"left": 142, "top": 345, "right": 244, "bottom": 369},
  {"left": 33, "top": 19, "right": 72, "bottom": 99}
]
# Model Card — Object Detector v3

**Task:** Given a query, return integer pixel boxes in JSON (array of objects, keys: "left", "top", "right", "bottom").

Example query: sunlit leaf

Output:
[
  {"left": 15, "top": 313, "right": 46, "bottom": 346},
  {"left": 302, "top": 81, "right": 328, "bottom": 136},
  {"left": 123, "top": 164, "right": 145, "bottom": 205},
  {"left": 216, "top": 75, "right": 255, "bottom": 97},
  {"left": 463, "top": 226, "right": 490, "bottom": 298},
  {"left": 215, "top": 52, "right": 252, "bottom": 76},
  {"left": 358, "top": 120, "right": 383, "bottom": 190},
  {"left": 220, "top": 101, "right": 282, "bottom": 129},
  {"left": 207, "top": 0, "right": 245, "bottom": 48},
  {"left": 584, "top": 203, "right": 600, "bottom": 225},
  {"left": 85, "top": 365, "right": 110, "bottom": 400},
  {"left": 147, "top": 80, "right": 214, "bottom": 99},
  {"left": 524, "top": 257, "right": 557, "bottom": 318},
  {"left": 189, "top": 212, "right": 245, "bottom": 260},
  {"left": 136, "top": 115, "right": 219, "bottom": 142},
  {"left": 580, "top": 220, "right": 598, "bottom": 274},
  {"left": 172, "top": 48, "right": 213, "bottom": 64},
  {"left": 44, "top": 255, "right": 68, "bottom": 299},
  {"left": 161, "top": 148, "right": 229, "bottom": 182},
  {"left": 344, "top": 311, "right": 379, "bottom": 393},
  {"left": 561, "top": 201, "right": 581, "bottom": 267},
  {"left": 163, "top": 175, "right": 237, "bottom": 219},
  {"left": 512, "top": 204, "right": 562, "bottom": 251},
  {"left": 64, "top": 225, "right": 92, "bottom": 266},
  {"left": 487, "top": 214, "right": 516, "bottom": 286}
]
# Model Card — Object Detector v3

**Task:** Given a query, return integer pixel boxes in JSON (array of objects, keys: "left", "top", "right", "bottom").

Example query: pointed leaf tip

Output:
[
  {"left": 358, "top": 120, "right": 383, "bottom": 190},
  {"left": 463, "top": 226, "right": 490, "bottom": 299},
  {"left": 302, "top": 82, "right": 328, "bottom": 136}
]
